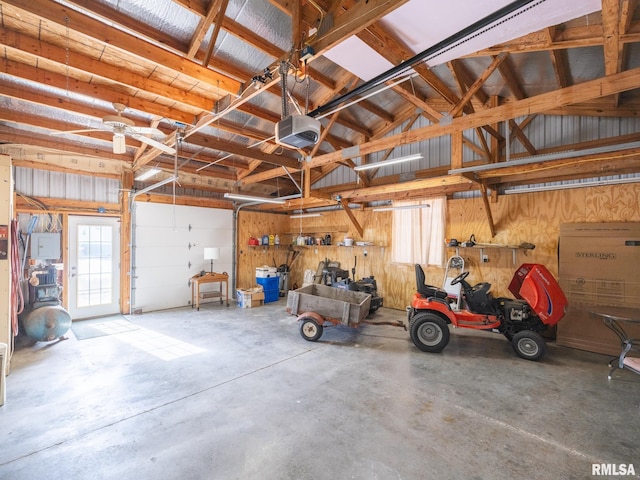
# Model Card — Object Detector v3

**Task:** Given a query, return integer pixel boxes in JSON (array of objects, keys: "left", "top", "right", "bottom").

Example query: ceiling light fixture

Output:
[
  {"left": 372, "top": 204, "right": 430, "bottom": 212},
  {"left": 353, "top": 154, "right": 423, "bottom": 171},
  {"left": 448, "top": 141, "right": 640, "bottom": 175},
  {"left": 503, "top": 176, "right": 640, "bottom": 194},
  {"left": 134, "top": 167, "right": 161, "bottom": 181},
  {"left": 135, "top": 176, "right": 178, "bottom": 196},
  {"left": 290, "top": 213, "right": 322, "bottom": 219},
  {"left": 224, "top": 193, "right": 286, "bottom": 204}
]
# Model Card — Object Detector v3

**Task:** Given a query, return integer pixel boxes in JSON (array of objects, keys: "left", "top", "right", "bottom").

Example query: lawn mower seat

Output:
[{"left": 415, "top": 264, "right": 448, "bottom": 300}]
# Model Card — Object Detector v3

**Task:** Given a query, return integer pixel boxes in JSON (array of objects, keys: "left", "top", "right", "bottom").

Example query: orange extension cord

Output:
[{"left": 10, "top": 219, "right": 24, "bottom": 338}]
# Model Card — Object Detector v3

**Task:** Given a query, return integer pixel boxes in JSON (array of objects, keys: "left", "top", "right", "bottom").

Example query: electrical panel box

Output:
[{"left": 31, "top": 233, "right": 61, "bottom": 260}]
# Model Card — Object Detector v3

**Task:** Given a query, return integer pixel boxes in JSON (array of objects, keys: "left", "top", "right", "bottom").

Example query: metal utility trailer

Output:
[{"left": 286, "top": 284, "right": 402, "bottom": 341}]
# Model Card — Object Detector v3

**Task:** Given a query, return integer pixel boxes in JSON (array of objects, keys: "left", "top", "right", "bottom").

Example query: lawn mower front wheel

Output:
[
  {"left": 512, "top": 330, "right": 546, "bottom": 361},
  {"left": 410, "top": 312, "right": 450, "bottom": 353}
]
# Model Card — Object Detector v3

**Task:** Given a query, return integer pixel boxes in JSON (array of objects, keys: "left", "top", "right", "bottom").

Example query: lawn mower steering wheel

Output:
[{"left": 450, "top": 271, "right": 470, "bottom": 286}]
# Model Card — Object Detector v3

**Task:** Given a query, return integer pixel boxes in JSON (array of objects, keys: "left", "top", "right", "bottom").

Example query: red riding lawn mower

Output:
[{"left": 407, "top": 263, "right": 568, "bottom": 361}]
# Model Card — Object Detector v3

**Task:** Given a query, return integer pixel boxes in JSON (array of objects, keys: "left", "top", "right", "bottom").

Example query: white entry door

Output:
[{"left": 68, "top": 216, "right": 120, "bottom": 319}]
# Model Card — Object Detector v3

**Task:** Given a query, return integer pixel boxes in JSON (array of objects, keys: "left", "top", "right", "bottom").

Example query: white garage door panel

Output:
[
  {"left": 135, "top": 245, "right": 189, "bottom": 268},
  {"left": 134, "top": 266, "right": 190, "bottom": 311},
  {"left": 133, "top": 203, "right": 233, "bottom": 312},
  {"left": 135, "top": 226, "right": 193, "bottom": 246},
  {"left": 134, "top": 203, "right": 188, "bottom": 227}
]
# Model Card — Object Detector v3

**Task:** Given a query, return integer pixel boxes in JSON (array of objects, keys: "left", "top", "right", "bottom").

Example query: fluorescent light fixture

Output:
[
  {"left": 135, "top": 167, "right": 161, "bottom": 181},
  {"left": 353, "top": 153, "right": 423, "bottom": 171},
  {"left": 290, "top": 213, "right": 322, "bottom": 219},
  {"left": 373, "top": 204, "right": 430, "bottom": 212},
  {"left": 135, "top": 176, "right": 178, "bottom": 196},
  {"left": 449, "top": 141, "right": 640, "bottom": 175},
  {"left": 503, "top": 176, "right": 640, "bottom": 194},
  {"left": 224, "top": 193, "right": 286, "bottom": 204}
]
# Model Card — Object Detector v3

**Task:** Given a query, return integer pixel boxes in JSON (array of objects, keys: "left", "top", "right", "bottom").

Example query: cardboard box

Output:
[
  {"left": 236, "top": 286, "right": 265, "bottom": 308},
  {"left": 557, "top": 222, "right": 640, "bottom": 355}
]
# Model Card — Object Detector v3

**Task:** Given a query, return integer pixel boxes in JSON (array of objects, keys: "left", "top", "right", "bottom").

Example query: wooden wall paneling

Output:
[
  {"left": 235, "top": 183, "right": 640, "bottom": 310},
  {"left": 236, "top": 210, "right": 290, "bottom": 290}
]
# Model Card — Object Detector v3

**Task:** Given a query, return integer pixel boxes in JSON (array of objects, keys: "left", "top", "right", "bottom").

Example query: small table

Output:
[
  {"left": 590, "top": 307, "right": 640, "bottom": 379},
  {"left": 191, "top": 272, "right": 229, "bottom": 310}
]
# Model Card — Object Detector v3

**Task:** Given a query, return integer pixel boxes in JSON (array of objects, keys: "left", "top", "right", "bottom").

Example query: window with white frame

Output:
[{"left": 390, "top": 197, "right": 446, "bottom": 265}]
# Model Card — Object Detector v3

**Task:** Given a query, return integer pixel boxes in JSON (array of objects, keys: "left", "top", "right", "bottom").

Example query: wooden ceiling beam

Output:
[
  {"left": 602, "top": 0, "right": 622, "bottom": 77},
  {"left": 492, "top": 157, "right": 640, "bottom": 188},
  {"left": 307, "top": 0, "right": 410, "bottom": 57},
  {"left": 496, "top": 56, "right": 526, "bottom": 101},
  {"left": 448, "top": 53, "right": 507, "bottom": 118},
  {"left": 508, "top": 119, "right": 537, "bottom": 156},
  {"left": 5, "top": 0, "right": 241, "bottom": 94},
  {"left": 308, "top": 66, "right": 640, "bottom": 169},
  {"left": 340, "top": 199, "right": 364, "bottom": 237},
  {"left": 187, "top": 0, "right": 226, "bottom": 59},
  {"left": 448, "top": 59, "right": 489, "bottom": 105},
  {"left": 0, "top": 28, "right": 214, "bottom": 113},
  {"left": 0, "top": 29, "right": 298, "bottom": 142},
  {"left": 390, "top": 84, "right": 442, "bottom": 122},
  {"left": 0, "top": 127, "right": 123, "bottom": 164},
  {"left": 475, "top": 147, "right": 640, "bottom": 180},
  {"left": 335, "top": 175, "right": 476, "bottom": 203},
  {"left": 171, "top": 133, "right": 300, "bottom": 169},
  {"left": 203, "top": 0, "right": 230, "bottom": 67}
]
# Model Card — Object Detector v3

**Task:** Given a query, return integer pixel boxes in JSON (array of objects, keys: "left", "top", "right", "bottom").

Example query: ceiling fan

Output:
[{"left": 54, "top": 103, "right": 176, "bottom": 155}]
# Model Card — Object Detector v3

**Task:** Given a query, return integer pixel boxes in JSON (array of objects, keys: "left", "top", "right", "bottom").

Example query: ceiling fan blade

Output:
[
  {"left": 129, "top": 126, "right": 163, "bottom": 135},
  {"left": 130, "top": 133, "right": 176, "bottom": 154},
  {"left": 51, "top": 128, "right": 101, "bottom": 135}
]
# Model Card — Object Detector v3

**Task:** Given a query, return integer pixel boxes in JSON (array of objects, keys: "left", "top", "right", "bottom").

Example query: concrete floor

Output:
[{"left": 1, "top": 299, "right": 639, "bottom": 480}]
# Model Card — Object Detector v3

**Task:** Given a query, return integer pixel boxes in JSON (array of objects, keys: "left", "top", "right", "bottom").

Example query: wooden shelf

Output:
[
  {"left": 283, "top": 225, "right": 350, "bottom": 235},
  {"left": 450, "top": 245, "right": 533, "bottom": 265},
  {"left": 293, "top": 244, "right": 385, "bottom": 248}
]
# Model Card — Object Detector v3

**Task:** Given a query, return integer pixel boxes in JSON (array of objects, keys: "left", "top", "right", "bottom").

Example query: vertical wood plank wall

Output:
[{"left": 237, "top": 184, "right": 640, "bottom": 310}]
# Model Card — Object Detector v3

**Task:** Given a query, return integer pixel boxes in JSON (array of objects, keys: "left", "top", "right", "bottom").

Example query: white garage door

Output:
[{"left": 132, "top": 203, "right": 233, "bottom": 312}]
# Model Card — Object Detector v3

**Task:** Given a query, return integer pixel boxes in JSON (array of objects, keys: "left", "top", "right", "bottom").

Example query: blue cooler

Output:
[{"left": 256, "top": 276, "right": 279, "bottom": 303}]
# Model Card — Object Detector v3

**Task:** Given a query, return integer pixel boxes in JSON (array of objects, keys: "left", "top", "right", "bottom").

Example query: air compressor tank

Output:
[{"left": 21, "top": 305, "right": 72, "bottom": 342}]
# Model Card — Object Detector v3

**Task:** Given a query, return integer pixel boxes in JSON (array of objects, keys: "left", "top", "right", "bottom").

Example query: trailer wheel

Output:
[
  {"left": 410, "top": 312, "right": 450, "bottom": 353},
  {"left": 512, "top": 330, "right": 546, "bottom": 361},
  {"left": 299, "top": 317, "right": 323, "bottom": 341}
]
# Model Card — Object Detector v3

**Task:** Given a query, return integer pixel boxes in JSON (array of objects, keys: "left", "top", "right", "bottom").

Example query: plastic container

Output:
[
  {"left": 257, "top": 276, "right": 279, "bottom": 303},
  {"left": 264, "top": 289, "right": 280, "bottom": 303},
  {"left": 256, "top": 276, "right": 279, "bottom": 290}
]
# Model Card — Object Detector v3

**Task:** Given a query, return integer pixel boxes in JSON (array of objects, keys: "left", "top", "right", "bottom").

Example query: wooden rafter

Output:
[
  {"left": 5, "top": 0, "right": 240, "bottom": 94},
  {"left": 308, "top": 66, "right": 640, "bottom": 169},
  {"left": 508, "top": 119, "right": 537, "bottom": 156},
  {"left": 479, "top": 183, "right": 496, "bottom": 238},
  {"left": 203, "top": 0, "right": 230, "bottom": 67},
  {"left": 448, "top": 54, "right": 507, "bottom": 118},
  {"left": 340, "top": 199, "right": 364, "bottom": 237},
  {"left": 187, "top": 0, "right": 226, "bottom": 59}
]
